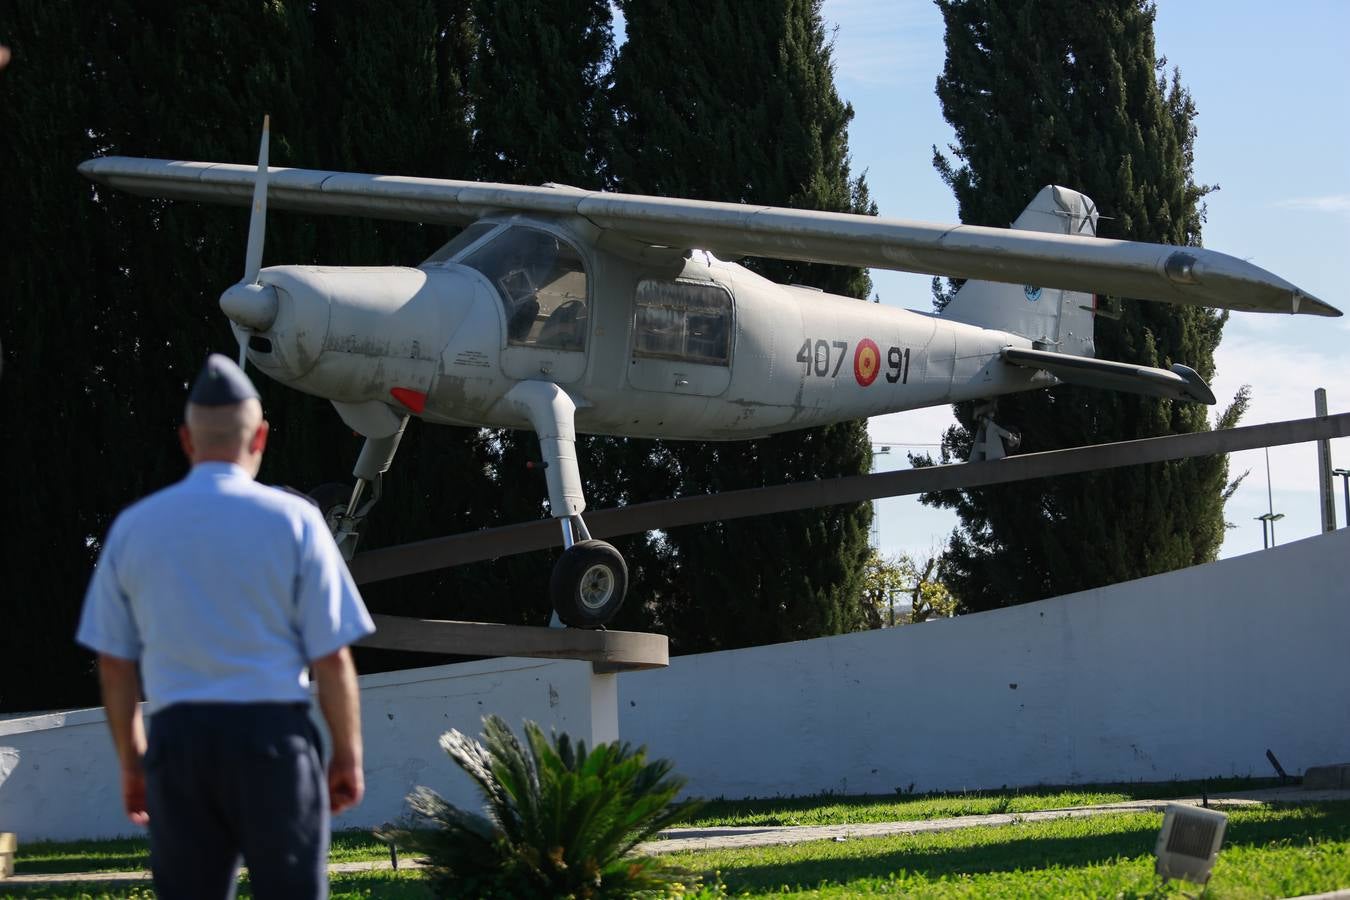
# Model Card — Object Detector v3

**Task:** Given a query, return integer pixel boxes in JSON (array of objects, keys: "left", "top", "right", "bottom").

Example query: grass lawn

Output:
[
  {"left": 683, "top": 776, "right": 1283, "bottom": 829},
  {"left": 8, "top": 785, "right": 1346, "bottom": 899},
  {"left": 669, "top": 802, "right": 1350, "bottom": 898},
  {"left": 7, "top": 777, "right": 1284, "bottom": 874}
]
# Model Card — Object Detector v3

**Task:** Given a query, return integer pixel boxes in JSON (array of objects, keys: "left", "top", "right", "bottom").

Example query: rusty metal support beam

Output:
[{"left": 349, "top": 412, "right": 1350, "bottom": 586}]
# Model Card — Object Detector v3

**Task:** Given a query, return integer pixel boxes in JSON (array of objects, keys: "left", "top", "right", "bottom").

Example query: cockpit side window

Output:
[
  {"left": 633, "top": 279, "right": 732, "bottom": 365},
  {"left": 461, "top": 226, "right": 589, "bottom": 351}
]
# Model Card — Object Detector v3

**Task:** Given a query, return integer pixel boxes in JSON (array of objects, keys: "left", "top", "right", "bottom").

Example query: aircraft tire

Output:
[
  {"left": 308, "top": 482, "right": 355, "bottom": 529},
  {"left": 551, "top": 539, "right": 628, "bottom": 629}
]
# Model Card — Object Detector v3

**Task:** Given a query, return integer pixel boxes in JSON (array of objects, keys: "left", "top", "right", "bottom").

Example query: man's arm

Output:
[
  {"left": 97, "top": 654, "right": 149, "bottom": 825},
  {"left": 312, "top": 646, "right": 364, "bottom": 815}
]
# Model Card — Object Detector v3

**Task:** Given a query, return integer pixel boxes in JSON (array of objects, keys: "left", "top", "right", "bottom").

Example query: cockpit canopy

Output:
[{"left": 429, "top": 224, "right": 589, "bottom": 352}]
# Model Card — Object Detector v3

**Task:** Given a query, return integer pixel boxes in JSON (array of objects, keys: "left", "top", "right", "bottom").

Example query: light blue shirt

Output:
[{"left": 77, "top": 462, "right": 375, "bottom": 713}]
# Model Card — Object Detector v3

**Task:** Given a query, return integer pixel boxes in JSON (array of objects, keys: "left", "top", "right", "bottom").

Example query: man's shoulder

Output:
[
  {"left": 117, "top": 474, "right": 324, "bottom": 533},
  {"left": 110, "top": 478, "right": 189, "bottom": 533},
  {"left": 237, "top": 481, "right": 328, "bottom": 525}
]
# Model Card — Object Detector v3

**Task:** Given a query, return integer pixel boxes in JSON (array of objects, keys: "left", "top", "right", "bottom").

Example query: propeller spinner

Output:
[{"left": 219, "top": 115, "right": 279, "bottom": 367}]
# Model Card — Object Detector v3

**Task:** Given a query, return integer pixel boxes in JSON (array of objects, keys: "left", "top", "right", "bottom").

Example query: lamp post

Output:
[
  {"left": 1335, "top": 468, "right": 1350, "bottom": 529},
  {"left": 1256, "top": 512, "right": 1285, "bottom": 549},
  {"left": 869, "top": 445, "right": 892, "bottom": 549}
]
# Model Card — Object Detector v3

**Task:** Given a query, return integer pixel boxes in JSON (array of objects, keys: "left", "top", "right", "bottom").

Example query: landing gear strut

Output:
[
  {"left": 312, "top": 407, "right": 408, "bottom": 561},
  {"left": 507, "top": 381, "right": 628, "bottom": 629},
  {"left": 969, "top": 400, "right": 1020, "bottom": 462}
]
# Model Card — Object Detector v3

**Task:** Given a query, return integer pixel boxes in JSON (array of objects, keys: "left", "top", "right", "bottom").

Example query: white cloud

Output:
[
  {"left": 1210, "top": 326, "right": 1348, "bottom": 554},
  {"left": 1275, "top": 194, "right": 1350, "bottom": 218}
]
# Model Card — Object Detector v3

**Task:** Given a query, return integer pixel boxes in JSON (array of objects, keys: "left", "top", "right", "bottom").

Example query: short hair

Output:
[{"left": 185, "top": 398, "right": 263, "bottom": 452}]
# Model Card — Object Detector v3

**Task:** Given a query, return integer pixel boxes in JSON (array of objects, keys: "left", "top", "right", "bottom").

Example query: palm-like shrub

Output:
[{"left": 383, "top": 715, "right": 703, "bottom": 898}]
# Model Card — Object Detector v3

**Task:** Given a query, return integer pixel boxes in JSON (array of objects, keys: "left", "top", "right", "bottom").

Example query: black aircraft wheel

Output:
[
  {"left": 307, "top": 482, "right": 355, "bottom": 529},
  {"left": 551, "top": 540, "right": 628, "bottom": 629}
]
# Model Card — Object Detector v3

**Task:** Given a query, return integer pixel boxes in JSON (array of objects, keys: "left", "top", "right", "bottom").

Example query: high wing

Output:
[{"left": 78, "top": 156, "right": 1339, "bottom": 317}]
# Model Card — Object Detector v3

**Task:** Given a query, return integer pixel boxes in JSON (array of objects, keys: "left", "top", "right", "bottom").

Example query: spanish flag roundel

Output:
[{"left": 854, "top": 338, "right": 881, "bottom": 387}]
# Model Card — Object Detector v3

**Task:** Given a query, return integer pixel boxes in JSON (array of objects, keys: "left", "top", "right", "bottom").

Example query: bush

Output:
[{"left": 383, "top": 715, "right": 702, "bottom": 898}]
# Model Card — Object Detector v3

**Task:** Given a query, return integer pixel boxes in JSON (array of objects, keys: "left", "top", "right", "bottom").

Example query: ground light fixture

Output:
[{"left": 1154, "top": 803, "right": 1229, "bottom": 885}]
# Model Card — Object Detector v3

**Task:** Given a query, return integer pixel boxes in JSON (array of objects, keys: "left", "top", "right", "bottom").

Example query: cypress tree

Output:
[
  {"left": 606, "top": 0, "right": 876, "bottom": 650},
  {"left": 921, "top": 0, "right": 1243, "bottom": 611},
  {"left": 469, "top": 0, "right": 612, "bottom": 187},
  {"left": 0, "top": 0, "right": 497, "bottom": 711},
  {"left": 0, "top": 0, "right": 319, "bottom": 711}
]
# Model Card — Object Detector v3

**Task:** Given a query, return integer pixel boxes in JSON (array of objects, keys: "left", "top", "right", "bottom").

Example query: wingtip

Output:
[{"left": 1303, "top": 296, "right": 1342, "bottom": 318}]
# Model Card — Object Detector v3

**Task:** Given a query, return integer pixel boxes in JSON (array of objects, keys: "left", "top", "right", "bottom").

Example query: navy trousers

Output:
[{"left": 144, "top": 702, "right": 329, "bottom": 900}]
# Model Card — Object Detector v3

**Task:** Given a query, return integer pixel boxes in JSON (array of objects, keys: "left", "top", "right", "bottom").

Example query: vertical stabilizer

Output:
[{"left": 941, "top": 185, "right": 1098, "bottom": 357}]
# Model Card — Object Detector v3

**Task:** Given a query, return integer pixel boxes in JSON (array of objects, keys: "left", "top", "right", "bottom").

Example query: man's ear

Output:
[
  {"left": 178, "top": 425, "right": 194, "bottom": 460},
  {"left": 250, "top": 419, "right": 270, "bottom": 455}
]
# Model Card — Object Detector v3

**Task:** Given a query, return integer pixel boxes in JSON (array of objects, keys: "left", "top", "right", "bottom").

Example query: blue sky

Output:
[{"left": 819, "top": 0, "right": 1350, "bottom": 563}]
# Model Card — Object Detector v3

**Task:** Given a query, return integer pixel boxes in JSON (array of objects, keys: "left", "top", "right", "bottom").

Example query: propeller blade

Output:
[{"left": 243, "top": 114, "right": 270, "bottom": 284}]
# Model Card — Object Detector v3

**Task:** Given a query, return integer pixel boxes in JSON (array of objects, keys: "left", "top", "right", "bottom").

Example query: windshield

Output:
[
  {"left": 424, "top": 223, "right": 500, "bottom": 264},
  {"left": 461, "top": 226, "right": 589, "bottom": 351}
]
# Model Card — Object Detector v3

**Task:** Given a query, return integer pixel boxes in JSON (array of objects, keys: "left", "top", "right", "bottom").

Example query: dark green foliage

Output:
[
  {"left": 383, "top": 715, "right": 701, "bottom": 898},
  {"left": 919, "top": 0, "right": 1243, "bottom": 611},
  {"left": 0, "top": 0, "right": 522, "bottom": 712},
  {"left": 605, "top": 0, "right": 876, "bottom": 650},
  {"left": 470, "top": 0, "right": 612, "bottom": 188}
]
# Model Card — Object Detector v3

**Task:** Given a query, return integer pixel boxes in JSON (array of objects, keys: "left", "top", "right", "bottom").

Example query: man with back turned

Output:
[{"left": 77, "top": 353, "right": 376, "bottom": 899}]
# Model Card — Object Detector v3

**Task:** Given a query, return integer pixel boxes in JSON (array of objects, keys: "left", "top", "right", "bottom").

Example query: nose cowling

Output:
[
  {"left": 240, "top": 265, "right": 480, "bottom": 402},
  {"left": 220, "top": 281, "right": 279, "bottom": 331}
]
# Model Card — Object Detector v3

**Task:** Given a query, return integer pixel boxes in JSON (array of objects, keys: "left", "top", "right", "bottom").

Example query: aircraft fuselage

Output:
[{"left": 245, "top": 213, "right": 1048, "bottom": 443}]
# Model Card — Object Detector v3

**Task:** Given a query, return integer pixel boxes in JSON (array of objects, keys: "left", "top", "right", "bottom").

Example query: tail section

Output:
[{"left": 940, "top": 185, "right": 1098, "bottom": 358}]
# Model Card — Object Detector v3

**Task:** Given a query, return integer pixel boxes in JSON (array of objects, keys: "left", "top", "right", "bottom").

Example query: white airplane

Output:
[{"left": 80, "top": 120, "right": 1339, "bottom": 629}]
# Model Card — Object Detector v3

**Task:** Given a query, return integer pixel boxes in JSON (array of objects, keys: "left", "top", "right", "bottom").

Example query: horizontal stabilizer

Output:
[
  {"left": 77, "top": 156, "right": 1339, "bottom": 317},
  {"left": 1002, "top": 347, "right": 1217, "bottom": 405}
]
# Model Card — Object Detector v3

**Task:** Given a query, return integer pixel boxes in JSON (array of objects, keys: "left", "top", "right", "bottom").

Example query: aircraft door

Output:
[
  {"left": 459, "top": 224, "right": 592, "bottom": 384},
  {"left": 627, "top": 277, "right": 734, "bottom": 397}
]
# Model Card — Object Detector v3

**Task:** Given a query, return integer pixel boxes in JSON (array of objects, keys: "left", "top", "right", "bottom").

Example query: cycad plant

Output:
[{"left": 383, "top": 715, "right": 703, "bottom": 898}]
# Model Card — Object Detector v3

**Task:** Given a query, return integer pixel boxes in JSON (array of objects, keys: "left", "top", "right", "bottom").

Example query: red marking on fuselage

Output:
[
  {"left": 854, "top": 338, "right": 881, "bottom": 387},
  {"left": 390, "top": 387, "right": 427, "bottom": 413}
]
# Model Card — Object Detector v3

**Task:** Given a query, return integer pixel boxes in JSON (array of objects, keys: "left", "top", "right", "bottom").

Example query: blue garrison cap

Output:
[{"left": 188, "top": 353, "right": 260, "bottom": 407}]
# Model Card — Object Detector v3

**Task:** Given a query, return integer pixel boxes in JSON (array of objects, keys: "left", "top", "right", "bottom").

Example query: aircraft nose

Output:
[
  {"left": 220, "top": 281, "right": 278, "bottom": 331},
  {"left": 237, "top": 266, "right": 332, "bottom": 382}
]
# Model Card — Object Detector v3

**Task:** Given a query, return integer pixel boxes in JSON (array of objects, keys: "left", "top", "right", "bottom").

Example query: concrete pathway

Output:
[
  {"left": 3, "top": 787, "right": 1347, "bottom": 891},
  {"left": 642, "top": 787, "right": 1350, "bottom": 855}
]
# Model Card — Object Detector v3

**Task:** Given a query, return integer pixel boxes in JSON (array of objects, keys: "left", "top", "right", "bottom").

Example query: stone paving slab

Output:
[{"left": 3, "top": 787, "right": 1346, "bottom": 889}]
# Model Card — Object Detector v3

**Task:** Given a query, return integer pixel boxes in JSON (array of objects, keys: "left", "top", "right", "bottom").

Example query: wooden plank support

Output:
[
  {"left": 349, "top": 412, "right": 1350, "bottom": 586},
  {"left": 357, "top": 614, "right": 669, "bottom": 673}
]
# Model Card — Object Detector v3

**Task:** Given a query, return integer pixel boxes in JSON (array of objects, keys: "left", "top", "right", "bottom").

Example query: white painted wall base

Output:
[
  {"left": 620, "top": 530, "right": 1350, "bottom": 800},
  {"left": 0, "top": 657, "right": 614, "bottom": 841},
  {"left": 2, "top": 530, "right": 1346, "bottom": 841}
]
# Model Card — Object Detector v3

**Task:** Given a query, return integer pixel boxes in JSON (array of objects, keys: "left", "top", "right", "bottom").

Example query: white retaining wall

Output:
[
  {"left": 620, "top": 529, "right": 1350, "bottom": 799},
  {"left": 0, "top": 657, "right": 609, "bottom": 841},
  {"left": 2, "top": 530, "right": 1347, "bottom": 840}
]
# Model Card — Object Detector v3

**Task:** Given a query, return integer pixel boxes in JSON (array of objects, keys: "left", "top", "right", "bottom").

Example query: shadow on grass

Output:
[
  {"left": 695, "top": 775, "right": 1286, "bottom": 826},
  {"left": 718, "top": 802, "right": 1350, "bottom": 893},
  {"left": 14, "top": 836, "right": 150, "bottom": 875},
  {"left": 0, "top": 872, "right": 431, "bottom": 900}
]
